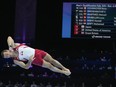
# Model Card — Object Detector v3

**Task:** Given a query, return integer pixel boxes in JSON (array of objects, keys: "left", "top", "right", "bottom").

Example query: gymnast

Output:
[{"left": 1, "top": 36, "right": 71, "bottom": 76}]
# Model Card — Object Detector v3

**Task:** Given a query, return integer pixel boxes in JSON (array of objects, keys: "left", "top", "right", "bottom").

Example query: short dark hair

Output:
[{"left": 1, "top": 49, "right": 8, "bottom": 58}]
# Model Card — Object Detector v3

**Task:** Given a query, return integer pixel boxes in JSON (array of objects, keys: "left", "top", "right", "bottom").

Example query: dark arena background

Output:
[{"left": 0, "top": 0, "right": 116, "bottom": 87}]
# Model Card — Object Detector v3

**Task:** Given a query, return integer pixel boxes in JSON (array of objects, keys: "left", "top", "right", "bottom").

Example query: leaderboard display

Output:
[{"left": 62, "top": 2, "right": 116, "bottom": 39}]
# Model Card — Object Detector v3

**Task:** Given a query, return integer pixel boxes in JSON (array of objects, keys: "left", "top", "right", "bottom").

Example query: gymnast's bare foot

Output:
[{"left": 63, "top": 70, "right": 71, "bottom": 76}]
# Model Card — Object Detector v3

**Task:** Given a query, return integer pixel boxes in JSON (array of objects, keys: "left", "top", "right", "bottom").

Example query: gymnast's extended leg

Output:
[
  {"left": 43, "top": 53, "right": 71, "bottom": 73},
  {"left": 42, "top": 60, "right": 70, "bottom": 76}
]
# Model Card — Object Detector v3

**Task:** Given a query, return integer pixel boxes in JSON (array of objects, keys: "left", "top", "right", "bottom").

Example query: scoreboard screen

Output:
[{"left": 62, "top": 2, "right": 116, "bottom": 39}]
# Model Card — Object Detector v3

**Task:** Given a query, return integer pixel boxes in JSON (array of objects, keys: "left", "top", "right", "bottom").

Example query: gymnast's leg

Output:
[
  {"left": 42, "top": 60, "right": 70, "bottom": 76},
  {"left": 43, "top": 53, "right": 70, "bottom": 72}
]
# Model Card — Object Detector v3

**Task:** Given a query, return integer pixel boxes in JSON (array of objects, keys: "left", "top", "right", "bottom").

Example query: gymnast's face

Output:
[{"left": 3, "top": 50, "right": 12, "bottom": 58}]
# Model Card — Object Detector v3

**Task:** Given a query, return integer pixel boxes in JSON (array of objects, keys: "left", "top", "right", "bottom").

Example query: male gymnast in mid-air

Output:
[{"left": 1, "top": 36, "right": 71, "bottom": 76}]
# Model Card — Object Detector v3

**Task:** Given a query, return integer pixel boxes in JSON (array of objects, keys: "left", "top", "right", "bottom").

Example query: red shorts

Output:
[{"left": 32, "top": 49, "right": 47, "bottom": 66}]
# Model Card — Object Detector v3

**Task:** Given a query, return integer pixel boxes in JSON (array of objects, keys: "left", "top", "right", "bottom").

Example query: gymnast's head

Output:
[{"left": 1, "top": 49, "right": 13, "bottom": 58}]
